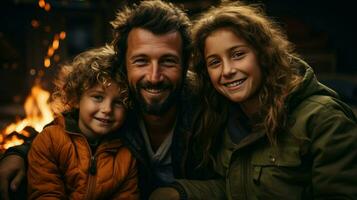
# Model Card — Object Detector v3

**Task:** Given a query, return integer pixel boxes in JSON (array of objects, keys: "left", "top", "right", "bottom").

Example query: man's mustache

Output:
[{"left": 137, "top": 80, "right": 172, "bottom": 90}]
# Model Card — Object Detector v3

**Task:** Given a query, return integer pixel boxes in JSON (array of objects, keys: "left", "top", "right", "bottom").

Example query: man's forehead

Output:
[
  {"left": 126, "top": 28, "right": 182, "bottom": 57},
  {"left": 128, "top": 28, "right": 182, "bottom": 42}
]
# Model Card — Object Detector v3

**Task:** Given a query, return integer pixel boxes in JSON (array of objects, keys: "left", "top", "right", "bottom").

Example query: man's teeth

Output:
[
  {"left": 145, "top": 88, "right": 163, "bottom": 93},
  {"left": 225, "top": 79, "right": 245, "bottom": 87}
]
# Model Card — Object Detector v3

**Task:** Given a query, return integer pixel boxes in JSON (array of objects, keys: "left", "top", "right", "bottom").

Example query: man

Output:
[
  {"left": 109, "top": 0, "right": 211, "bottom": 198},
  {"left": 0, "top": 1, "right": 214, "bottom": 200}
]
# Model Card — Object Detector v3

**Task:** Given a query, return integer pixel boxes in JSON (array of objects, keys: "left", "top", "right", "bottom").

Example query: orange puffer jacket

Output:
[{"left": 28, "top": 112, "right": 139, "bottom": 200}]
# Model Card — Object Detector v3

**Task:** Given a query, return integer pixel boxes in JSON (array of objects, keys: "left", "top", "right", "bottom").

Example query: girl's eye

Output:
[
  {"left": 232, "top": 51, "right": 244, "bottom": 59},
  {"left": 206, "top": 58, "right": 221, "bottom": 68}
]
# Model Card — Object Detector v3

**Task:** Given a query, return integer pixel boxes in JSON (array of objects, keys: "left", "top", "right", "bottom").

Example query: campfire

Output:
[{"left": 0, "top": 85, "right": 54, "bottom": 151}]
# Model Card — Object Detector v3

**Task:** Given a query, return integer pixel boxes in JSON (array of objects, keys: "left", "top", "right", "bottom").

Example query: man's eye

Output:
[
  {"left": 133, "top": 58, "right": 147, "bottom": 66},
  {"left": 161, "top": 58, "right": 178, "bottom": 67}
]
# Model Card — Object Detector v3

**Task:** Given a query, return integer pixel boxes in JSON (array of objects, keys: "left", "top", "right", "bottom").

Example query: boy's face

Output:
[
  {"left": 78, "top": 83, "right": 126, "bottom": 140},
  {"left": 125, "top": 28, "right": 183, "bottom": 115}
]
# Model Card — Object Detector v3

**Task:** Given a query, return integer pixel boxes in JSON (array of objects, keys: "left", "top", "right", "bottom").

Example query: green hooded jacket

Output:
[{"left": 176, "top": 59, "right": 357, "bottom": 200}]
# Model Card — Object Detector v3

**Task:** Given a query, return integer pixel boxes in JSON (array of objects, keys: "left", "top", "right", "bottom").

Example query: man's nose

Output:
[{"left": 148, "top": 62, "right": 163, "bottom": 84}]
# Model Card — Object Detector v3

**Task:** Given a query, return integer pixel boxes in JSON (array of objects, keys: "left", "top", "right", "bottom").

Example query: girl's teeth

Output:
[{"left": 226, "top": 79, "right": 244, "bottom": 87}]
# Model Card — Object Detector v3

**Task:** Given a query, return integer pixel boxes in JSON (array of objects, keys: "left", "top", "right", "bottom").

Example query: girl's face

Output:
[
  {"left": 204, "top": 28, "right": 262, "bottom": 111},
  {"left": 78, "top": 83, "right": 126, "bottom": 140}
]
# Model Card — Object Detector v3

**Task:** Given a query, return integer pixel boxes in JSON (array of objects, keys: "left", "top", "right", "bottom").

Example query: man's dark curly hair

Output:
[{"left": 110, "top": 0, "right": 192, "bottom": 74}]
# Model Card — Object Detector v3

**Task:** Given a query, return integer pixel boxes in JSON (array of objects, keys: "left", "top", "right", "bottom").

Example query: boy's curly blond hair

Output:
[{"left": 51, "top": 45, "right": 130, "bottom": 114}]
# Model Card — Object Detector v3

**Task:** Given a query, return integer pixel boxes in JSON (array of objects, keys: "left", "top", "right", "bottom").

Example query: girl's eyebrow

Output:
[
  {"left": 228, "top": 44, "right": 249, "bottom": 51},
  {"left": 205, "top": 44, "right": 248, "bottom": 60}
]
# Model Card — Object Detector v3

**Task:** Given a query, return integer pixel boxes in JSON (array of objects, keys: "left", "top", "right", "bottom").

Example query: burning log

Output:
[
  {"left": 0, "top": 127, "right": 39, "bottom": 151},
  {"left": 22, "top": 126, "right": 40, "bottom": 141},
  {"left": 0, "top": 85, "right": 53, "bottom": 151}
]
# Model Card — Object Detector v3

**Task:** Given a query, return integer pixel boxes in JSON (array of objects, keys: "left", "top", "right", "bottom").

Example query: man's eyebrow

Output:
[
  {"left": 128, "top": 54, "right": 147, "bottom": 60},
  {"left": 161, "top": 54, "right": 180, "bottom": 59}
]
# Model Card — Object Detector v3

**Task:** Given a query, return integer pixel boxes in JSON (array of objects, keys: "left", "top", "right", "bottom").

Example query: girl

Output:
[
  {"left": 162, "top": 1, "right": 357, "bottom": 199},
  {"left": 27, "top": 46, "right": 139, "bottom": 199}
]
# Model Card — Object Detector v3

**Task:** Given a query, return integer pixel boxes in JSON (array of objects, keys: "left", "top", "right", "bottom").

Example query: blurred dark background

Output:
[{"left": 0, "top": 0, "right": 356, "bottom": 129}]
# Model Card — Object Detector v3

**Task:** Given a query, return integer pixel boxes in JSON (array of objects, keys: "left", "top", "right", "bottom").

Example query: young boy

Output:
[{"left": 27, "top": 45, "right": 139, "bottom": 199}]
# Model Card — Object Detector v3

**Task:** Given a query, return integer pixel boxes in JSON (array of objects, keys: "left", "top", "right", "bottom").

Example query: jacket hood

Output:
[
  {"left": 287, "top": 58, "right": 340, "bottom": 111},
  {"left": 46, "top": 110, "right": 81, "bottom": 134}
]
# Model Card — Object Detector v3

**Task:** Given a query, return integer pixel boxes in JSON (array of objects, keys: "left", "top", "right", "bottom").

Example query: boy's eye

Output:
[{"left": 91, "top": 95, "right": 103, "bottom": 101}]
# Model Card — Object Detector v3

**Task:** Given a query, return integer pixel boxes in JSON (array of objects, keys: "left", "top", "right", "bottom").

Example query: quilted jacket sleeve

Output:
[
  {"left": 173, "top": 179, "right": 226, "bottom": 200},
  {"left": 27, "top": 127, "right": 66, "bottom": 200}
]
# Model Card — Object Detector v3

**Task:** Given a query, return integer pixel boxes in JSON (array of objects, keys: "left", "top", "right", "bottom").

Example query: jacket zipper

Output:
[
  {"left": 89, "top": 156, "right": 97, "bottom": 175},
  {"left": 86, "top": 155, "right": 97, "bottom": 200},
  {"left": 85, "top": 145, "right": 122, "bottom": 199},
  {"left": 66, "top": 131, "right": 122, "bottom": 199},
  {"left": 84, "top": 141, "right": 97, "bottom": 200}
]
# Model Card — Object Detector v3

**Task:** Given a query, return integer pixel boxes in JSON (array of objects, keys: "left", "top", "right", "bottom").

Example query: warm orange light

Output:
[
  {"left": 31, "top": 20, "right": 40, "bottom": 28},
  {"left": 54, "top": 54, "right": 60, "bottom": 62},
  {"left": 44, "top": 58, "right": 51, "bottom": 67},
  {"left": 0, "top": 85, "right": 54, "bottom": 150},
  {"left": 59, "top": 31, "right": 66, "bottom": 40},
  {"left": 52, "top": 39, "right": 59, "bottom": 50},
  {"left": 2, "top": 136, "right": 24, "bottom": 150},
  {"left": 44, "top": 3, "right": 51, "bottom": 11},
  {"left": 38, "top": 0, "right": 45, "bottom": 8},
  {"left": 24, "top": 85, "right": 53, "bottom": 131},
  {"left": 47, "top": 47, "right": 54, "bottom": 57}
]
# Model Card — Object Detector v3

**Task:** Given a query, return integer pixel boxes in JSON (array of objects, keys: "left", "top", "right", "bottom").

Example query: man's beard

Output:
[{"left": 130, "top": 79, "right": 181, "bottom": 116}]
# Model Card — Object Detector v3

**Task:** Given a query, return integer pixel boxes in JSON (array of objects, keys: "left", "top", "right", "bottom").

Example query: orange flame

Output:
[{"left": 0, "top": 85, "right": 54, "bottom": 150}]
